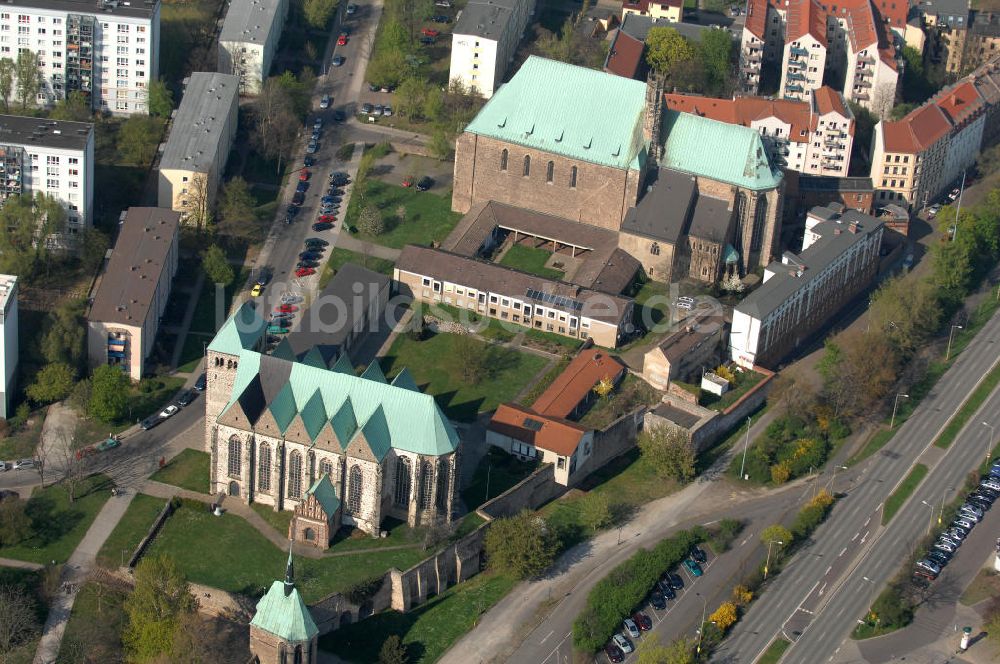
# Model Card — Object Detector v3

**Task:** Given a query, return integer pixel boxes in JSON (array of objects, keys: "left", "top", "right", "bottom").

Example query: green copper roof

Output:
[
  {"left": 208, "top": 302, "right": 267, "bottom": 355},
  {"left": 271, "top": 338, "right": 296, "bottom": 361},
  {"left": 330, "top": 396, "right": 358, "bottom": 449},
  {"left": 331, "top": 353, "right": 354, "bottom": 374},
  {"left": 304, "top": 474, "right": 339, "bottom": 522},
  {"left": 357, "top": 405, "right": 391, "bottom": 461},
  {"left": 250, "top": 580, "right": 318, "bottom": 643},
  {"left": 299, "top": 389, "right": 327, "bottom": 440},
  {"left": 301, "top": 347, "right": 327, "bottom": 368},
  {"left": 360, "top": 361, "right": 387, "bottom": 384},
  {"left": 269, "top": 383, "right": 298, "bottom": 433},
  {"left": 464, "top": 55, "right": 649, "bottom": 171},
  {"left": 391, "top": 368, "right": 419, "bottom": 392},
  {"left": 660, "top": 111, "right": 782, "bottom": 192}
]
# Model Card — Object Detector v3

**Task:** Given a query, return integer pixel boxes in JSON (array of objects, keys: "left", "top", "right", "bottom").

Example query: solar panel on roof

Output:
[
  {"left": 523, "top": 417, "right": 544, "bottom": 431},
  {"left": 525, "top": 288, "right": 584, "bottom": 311}
]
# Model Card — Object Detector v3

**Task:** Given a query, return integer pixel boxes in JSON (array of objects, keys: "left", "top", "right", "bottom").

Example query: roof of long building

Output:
[
  {"left": 160, "top": 72, "right": 239, "bottom": 173},
  {"left": 0, "top": 115, "right": 93, "bottom": 151},
  {"left": 220, "top": 0, "right": 285, "bottom": 45},
  {"left": 6, "top": 0, "right": 158, "bottom": 19},
  {"left": 453, "top": 0, "right": 520, "bottom": 40}
]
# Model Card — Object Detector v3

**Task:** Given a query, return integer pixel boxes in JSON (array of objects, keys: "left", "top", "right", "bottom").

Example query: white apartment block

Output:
[
  {"left": 218, "top": 0, "right": 287, "bottom": 95},
  {"left": 449, "top": 0, "right": 535, "bottom": 98},
  {"left": 731, "top": 207, "right": 883, "bottom": 369},
  {"left": 0, "top": 114, "right": 94, "bottom": 245},
  {"left": 664, "top": 86, "right": 854, "bottom": 177},
  {"left": 0, "top": 275, "right": 17, "bottom": 419},
  {"left": 0, "top": 0, "right": 160, "bottom": 115}
]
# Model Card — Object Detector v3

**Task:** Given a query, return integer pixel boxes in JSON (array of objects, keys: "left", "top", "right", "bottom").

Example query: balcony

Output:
[
  {"left": 743, "top": 52, "right": 762, "bottom": 63},
  {"left": 853, "top": 78, "right": 872, "bottom": 88},
  {"left": 853, "top": 92, "right": 870, "bottom": 101},
  {"left": 786, "top": 71, "right": 806, "bottom": 82},
  {"left": 790, "top": 46, "right": 809, "bottom": 57},
  {"left": 787, "top": 58, "right": 806, "bottom": 69},
  {"left": 856, "top": 55, "right": 875, "bottom": 65},
  {"left": 785, "top": 84, "right": 805, "bottom": 93}
]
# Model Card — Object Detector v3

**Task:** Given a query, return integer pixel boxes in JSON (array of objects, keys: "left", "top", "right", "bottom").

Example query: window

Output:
[
  {"left": 46, "top": 178, "right": 58, "bottom": 189},
  {"left": 546, "top": 161, "right": 554, "bottom": 183},
  {"left": 287, "top": 451, "right": 302, "bottom": 499},
  {"left": 227, "top": 436, "right": 241, "bottom": 478},
  {"left": 258, "top": 442, "right": 271, "bottom": 492},
  {"left": 569, "top": 166, "right": 577, "bottom": 188},
  {"left": 500, "top": 148, "right": 507, "bottom": 171},
  {"left": 557, "top": 457, "right": 566, "bottom": 469},
  {"left": 304, "top": 527, "right": 315, "bottom": 541},
  {"left": 523, "top": 155, "right": 530, "bottom": 177},
  {"left": 650, "top": 242, "right": 660, "bottom": 256},
  {"left": 419, "top": 461, "right": 434, "bottom": 509},
  {"left": 46, "top": 156, "right": 59, "bottom": 165},
  {"left": 348, "top": 465, "right": 363, "bottom": 514},
  {"left": 436, "top": 461, "right": 449, "bottom": 511},
  {"left": 394, "top": 457, "right": 411, "bottom": 506},
  {"left": 319, "top": 458, "right": 333, "bottom": 478}
]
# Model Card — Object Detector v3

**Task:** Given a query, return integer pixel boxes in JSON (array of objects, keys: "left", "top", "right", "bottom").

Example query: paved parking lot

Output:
[{"left": 369, "top": 152, "right": 454, "bottom": 193}]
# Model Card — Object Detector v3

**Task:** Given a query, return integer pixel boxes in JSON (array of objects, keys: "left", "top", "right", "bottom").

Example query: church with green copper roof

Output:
[{"left": 204, "top": 303, "right": 461, "bottom": 542}]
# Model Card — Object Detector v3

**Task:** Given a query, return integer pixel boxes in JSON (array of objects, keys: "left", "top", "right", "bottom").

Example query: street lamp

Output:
[
  {"left": 983, "top": 421, "right": 996, "bottom": 464},
  {"left": 890, "top": 393, "right": 910, "bottom": 429},
  {"left": 739, "top": 416, "right": 752, "bottom": 480},
  {"left": 946, "top": 325, "right": 963, "bottom": 361},
  {"left": 764, "top": 539, "right": 784, "bottom": 580},
  {"left": 920, "top": 500, "right": 935, "bottom": 536},
  {"left": 827, "top": 464, "right": 849, "bottom": 491},
  {"left": 861, "top": 576, "right": 880, "bottom": 632},
  {"left": 695, "top": 592, "right": 714, "bottom": 657}
]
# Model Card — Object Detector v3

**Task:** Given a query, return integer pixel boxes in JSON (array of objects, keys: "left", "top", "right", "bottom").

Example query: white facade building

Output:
[
  {"left": 218, "top": 0, "right": 287, "bottom": 95},
  {"left": 0, "top": 275, "right": 17, "bottom": 419},
  {"left": 0, "top": 0, "right": 160, "bottom": 115},
  {"left": 0, "top": 114, "right": 94, "bottom": 245},
  {"left": 448, "top": 0, "right": 535, "bottom": 98}
]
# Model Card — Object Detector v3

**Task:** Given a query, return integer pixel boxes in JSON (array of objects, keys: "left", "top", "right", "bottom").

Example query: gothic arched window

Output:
[
  {"left": 523, "top": 155, "right": 530, "bottom": 177},
  {"left": 500, "top": 148, "right": 508, "bottom": 171},
  {"left": 419, "top": 461, "right": 434, "bottom": 510},
  {"left": 320, "top": 458, "right": 333, "bottom": 478},
  {"left": 394, "top": 457, "right": 412, "bottom": 506},
  {"left": 570, "top": 165, "right": 578, "bottom": 188},
  {"left": 546, "top": 161, "right": 554, "bottom": 183},
  {"left": 258, "top": 442, "right": 271, "bottom": 492},
  {"left": 436, "top": 460, "right": 450, "bottom": 512},
  {"left": 348, "top": 465, "right": 363, "bottom": 514},
  {"left": 227, "top": 436, "right": 241, "bottom": 479},
  {"left": 288, "top": 451, "right": 302, "bottom": 499}
]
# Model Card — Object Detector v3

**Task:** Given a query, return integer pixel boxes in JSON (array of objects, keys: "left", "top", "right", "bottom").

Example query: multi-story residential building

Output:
[
  {"left": 778, "top": 0, "right": 827, "bottom": 103},
  {"left": 620, "top": 0, "right": 683, "bottom": 22},
  {"left": 923, "top": 0, "right": 971, "bottom": 74},
  {"left": 966, "top": 11, "right": 1000, "bottom": 71},
  {"left": 793, "top": 174, "right": 874, "bottom": 215},
  {"left": 0, "top": 0, "right": 160, "bottom": 115},
  {"left": 448, "top": 0, "right": 535, "bottom": 98},
  {"left": 0, "top": 115, "right": 93, "bottom": 246},
  {"left": 730, "top": 206, "right": 883, "bottom": 369},
  {"left": 604, "top": 12, "right": 719, "bottom": 80},
  {"left": 218, "top": 0, "right": 287, "bottom": 95},
  {"left": 870, "top": 62, "right": 997, "bottom": 208},
  {"left": 664, "top": 86, "right": 854, "bottom": 177},
  {"left": 158, "top": 72, "right": 238, "bottom": 222},
  {"left": 86, "top": 207, "right": 179, "bottom": 381},
  {"left": 0, "top": 275, "right": 17, "bottom": 419}
]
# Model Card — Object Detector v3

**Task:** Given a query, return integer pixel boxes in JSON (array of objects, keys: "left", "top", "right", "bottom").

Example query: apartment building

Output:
[
  {"left": 664, "top": 86, "right": 854, "bottom": 177},
  {"left": 448, "top": 0, "right": 535, "bottom": 98},
  {"left": 620, "top": 0, "right": 683, "bottom": 22},
  {"left": 604, "top": 12, "right": 719, "bottom": 80},
  {"left": 394, "top": 245, "right": 635, "bottom": 348},
  {"left": 870, "top": 65, "right": 995, "bottom": 208},
  {"left": 731, "top": 207, "right": 883, "bottom": 369},
  {"left": 158, "top": 72, "right": 239, "bottom": 222},
  {"left": 218, "top": 0, "right": 288, "bottom": 95},
  {"left": 0, "top": 115, "right": 94, "bottom": 246},
  {"left": 87, "top": 207, "right": 180, "bottom": 380},
  {"left": 1, "top": 0, "right": 160, "bottom": 114},
  {"left": 0, "top": 275, "right": 17, "bottom": 419},
  {"left": 923, "top": 0, "right": 971, "bottom": 74}
]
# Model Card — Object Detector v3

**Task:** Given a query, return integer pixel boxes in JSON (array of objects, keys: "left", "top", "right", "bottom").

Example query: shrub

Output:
[
  {"left": 792, "top": 489, "right": 836, "bottom": 540},
  {"left": 709, "top": 518, "right": 744, "bottom": 552},
  {"left": 484, "top": 511, "right": 559, "bottom": 579},
  {"left": 358, "top": 206, "right": 386, "bottom": 236},
  {"left": 709, "top": 601, "right": 738, "bottom": 631},
  {"left": 770, "top": 461, "right": 791, "bottom": 485},
  {"left": 870, "top": 584, "right": 913, "bottom": 629},
  {"left": 732, "top": 584, "right": 753, "bottom": 606},
  {"left": 346, "top": 576, "right": 384, "bottom": 604}
]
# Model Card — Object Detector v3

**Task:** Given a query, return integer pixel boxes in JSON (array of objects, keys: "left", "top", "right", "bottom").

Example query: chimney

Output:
[{"left": 848, "top": 221, "right": 859, "bottom": 233}]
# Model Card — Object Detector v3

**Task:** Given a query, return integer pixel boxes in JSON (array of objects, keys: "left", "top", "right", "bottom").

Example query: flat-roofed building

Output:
[
  {"left": 158, "top": 73, "right": 239, "bottom": 224},
  {"left": 0, "top": 114, "right": 94, "bottom": 247},
  {"left": 449, "top": 0, "right": 535, "bottom": 98},
  {"left": 0, "top": 0, "right": 160, "bottom": 115},
  {"left": 793, "top": 174, "right": 874, "bottom": 215},
  {"left": 0, "top": 275, "right": 18, "bottom": 419},
  {"left": 218, "top": 0, "right": 288, "bottom": 95},
  {"left": 642, "top": 310, "right": 725, "bottom": 388},
  {"left": 87, "top": 207, "right": 180, "bottom": 380}
]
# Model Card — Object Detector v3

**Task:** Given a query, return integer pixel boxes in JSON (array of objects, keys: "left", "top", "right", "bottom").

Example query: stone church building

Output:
[{"left": 204, "top": 304, "right": 461, "bottom": 543}]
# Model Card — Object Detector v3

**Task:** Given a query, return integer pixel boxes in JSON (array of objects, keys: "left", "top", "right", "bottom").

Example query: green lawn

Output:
[
  {"left": 758, "top": 638, "right": 791, "bottom": 664},
  {"left": 346, "top": 180, "right": 462, "bottom": 249},
  {"left": 0, "top": 406, "right": 46, "bottom": 459},
  {"left": 96, "top": 494, "right": 167, "bottom": 568},
  {"left": 577, "top": 374, "right": 661, "bottom": 430},
  {"left": 959, "top": 567, "right": 1000, "bottom": 606},
  {"left": 498, "top": 244, "right": 565, "bottom": 280},
  {"left": 0, "top": 568, "right": 48, "bottom": 664},
  {"left": 520, "top": 359, "right": 568, "bottom": 407},
  {"left": 934, "top": 362, "right": 1000, "bottom": 449},
  {"left": 144, "top": 500, "right": 428, "bottom": 602},
  {"left": 380, "top": 331, "right": 549, "bottom": 421},
  {"left": 190, "top": 268, "right": 250, "bottom": 335},
  {"left": 632, "top": 280, "right": 672, "bottom": 331},
  {"left": 150, "top": 449, "right": 211, "bottom": 494},
  {"left": 702, "top": 369, "right": 767, "bottom": 411},
  {"left": 848, "top": 427, "right": 895, "bottom": 466},
  {"left": 881, "top": 463, "right": 928, "bottom": 525},
  {"left": 57, "top": 581, "right": 127, "bottom": 664},
  {"left": 0, "top": 474, "right": 113, "bottom": 564},
  {"left": 521, "top": 328, "right": 583, "bottom": 355},
  {"left": 318, "top": 247, "right": 396, "bottom": 288},
  {"left": 251, "top": 503, "right": 293, "bottom": 536},
  {"left": 461, "top": 448, "right": 539, "bottom": 510},
  {"left": 851, "top": 618, "right": 901, "bottom": 640},
  {"left": 318, "top": 571, "right": 517, "bottom": 663},
  {"left": 177, "top": 333, "right": 212, "bottom": 373}
]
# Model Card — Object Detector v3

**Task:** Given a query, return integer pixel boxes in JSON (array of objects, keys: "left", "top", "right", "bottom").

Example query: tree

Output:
[
  {"left": 50, "top": 91, "right": 92, "bottom": 122},
  {"left": 869, "top": 584, "right": 912, "bottom": 630},
  {"left": 699, "top": 29, "right": 733, "bottom": 92},
  {"left": 484, "top": 511, "right": 559, "bottom": 579},
  {"left": 304, "top": 0, "right": 338, "bottom": 28},
  {"left": 395, "top": 77, "right": 428, "bottom": 118},
  {"left": 637, "top": 424, "right": 696, "bottom": 481},
  {"left": 759, "top": 524, "right": 792, "bottom": 546},
  {"left": 423, "top": 86, "right": 444, "bottom": 121},
  {"left": 378, "top": 635, "right": 408, "bottom": 664},
  {"left": 0, "top": 498, "right": 31, "bottom": 547},
  {"left": 26, "top": 363, "right": 75, "bottom": 404},
  {"left": 889, "top": 102, "right": 916, "bottom": 120},
  {"left": 669, "top": 57, "right": 708, "bottom": 92},
  {"left": 216, "top": 177, "right": 256, "bottom": 238},
  {"left": 0, "top": 584, "right": 39, "bottom": 654},
  {"left": 429, "top": 128, "right": 452, "bottom": 160},
  {"left": 147, "top": 78, "right": 174, "bottom": 118},
  {"left": 252, "top": 78, "right": 300, "bottom": 174},
  {"left": 579, "top": 492, "right": 614, "bottom": 531},
  {"left": 0, "top": 58, "right": 14, "bottom": 112},
  {"left": 201, "top": 245, "right": 235, "bottom": 286},
  {"left": 14, "top": 50, "right": 39, "bottom": 110},
  {"left": 818, "top": 330, "right": 900, "bottom": 419},
  {"left": 88, "top": 365, "right": 130, "bottom": 423},
  {"left": 868, "top": 276, "right": 942, "bottom": 356},
  {"left": 708, "top": 601, "right": 738, "bottom": 631},
  {"left": 635, "top": 636, "right": 695, "bottom": 664},
  {"left": 358, "top": 205, "right": 386, "bottom": 235},
  {"left": 118, "top": 115, "right": 163, "bottom": 165},
  {"left": 123, "top": 554, "right": 197, "bottom": 662},
  {"left": 42, "top": 299, "right": 86, "bottom": 369},
  {"left": 166, "top": 611, "right": 243, "bottom": 664},
  {"left": 646, "top": 28, "right": 695, "bottom": 75},
  {"left": 367, "top": 50, "right": 409, "bottom": 90},
  {"left": 52, "top": 429, "right": 91, "bottom": 504},
  {"left": 0, "top": 192, "right": 64, "bottom": 278},
  {"left": 182, "top": 172, "right": 214, "bottom": 231}
]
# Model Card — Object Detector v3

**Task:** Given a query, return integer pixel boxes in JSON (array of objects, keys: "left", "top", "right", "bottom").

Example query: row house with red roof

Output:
[
  {"left": 621, "top": 0, "right": 684, "bottom": 22},
  {"left": 870, "top": 57, "right": 1000, "bottom": 209},
  {"left": 664, "top": 86, "right": 855, "bottom": 177}
]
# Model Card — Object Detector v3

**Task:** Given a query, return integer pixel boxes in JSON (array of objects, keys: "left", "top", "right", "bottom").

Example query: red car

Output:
[
  {"left": 317, "top": 214, "right": 336, "bottom": 223},
  {"left": 295, "top": 267, "right": 316, "bottom": 277},
  {"left": 338, "top": 33, "right": 348, "bottom": 45},
  {"left": 632, "top": 612, "right": 652, "bottom": 631},
  {"left": 402, "top": 176, "right": 413, "bottom": 187},
  {"left": 299, "top": 169, "right": 311, "bottom": 181},
  {"left": 75, "top": 446, "right": 97, "bottom": 460},
  {"left": 275, "top": 304, "right": 298, "bottom": 313},
  {"left": 421, "top": 28, "right": 440, "bottom": 37}
]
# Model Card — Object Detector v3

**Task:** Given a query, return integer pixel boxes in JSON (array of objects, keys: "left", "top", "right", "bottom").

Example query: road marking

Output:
[
  {"left": 864, "top": 516, "right": 872, "bottom": 526},
  {"left": 825, "top": 565, "right": 832, "bottom": 576},
  {"left": 818, "top": 582, "right": 827, "bottom": 596},
  {"left": 539, "top": 630, "right": 554, "bottom": 645},
  {"left": 839, "top": 547, "right": 847, "bottom": 557},
  {"left": 703, "top": 519, "right": 719, "bottom": 526},
  {"left": 851, "top": 532, "right": 859, "bottom": 542},
  {"left": 860, "top": 530, "right": 869, "bottom": 544}
]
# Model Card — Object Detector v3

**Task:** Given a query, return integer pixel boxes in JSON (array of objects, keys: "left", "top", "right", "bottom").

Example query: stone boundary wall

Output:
[
  {"left": 579, "top": 406, "right": 646, "bottom": 479},
  {"left": 127, "top": 497, "right": 175, "bottom": 568},
  {"left": 477, "top": 464, "right": 563, "bottom": 519}
]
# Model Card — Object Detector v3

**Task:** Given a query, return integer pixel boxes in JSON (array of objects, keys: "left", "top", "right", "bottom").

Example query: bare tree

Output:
[
  {"left": 0, "top": 585, "right": 40, "bottom": 655},
  {"left": 182, "top": 172, "right": 214, "bottom": 232},
  {"left": 252, "top": 79, "right": 299, "bottom": 175},
  {"left": 53, "top": 431, "right": 92, "bottom": 504}
]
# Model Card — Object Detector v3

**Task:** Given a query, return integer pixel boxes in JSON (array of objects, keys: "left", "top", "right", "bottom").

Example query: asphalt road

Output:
[{"left": 711, "top": 309, "right": 1000, "bottom": 663}]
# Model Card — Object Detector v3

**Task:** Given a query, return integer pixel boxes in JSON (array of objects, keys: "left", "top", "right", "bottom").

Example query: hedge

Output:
[{"left": 572, "top": 528, "right": 704, "bottom": 652}]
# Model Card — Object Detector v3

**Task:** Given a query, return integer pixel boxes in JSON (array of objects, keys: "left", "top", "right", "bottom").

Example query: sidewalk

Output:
[
  {"left": 0, "top": 557, "right": 43, "bottom": 571},
  {"left": 336, "top": 234, "right": 401, "bottom": 261},
  {"left": 167, "top": 271, "right": 206, "bottom": 371}
]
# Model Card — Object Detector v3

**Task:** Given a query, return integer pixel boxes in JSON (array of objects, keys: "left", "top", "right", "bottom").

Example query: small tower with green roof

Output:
[{"left": 249, "top": 545, "right": 318, "bottom": 664}]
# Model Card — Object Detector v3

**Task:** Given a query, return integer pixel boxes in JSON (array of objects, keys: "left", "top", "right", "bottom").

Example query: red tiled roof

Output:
[
  {"left": 745, "top": 0, "right": 781, "bottom": 39},
  {"left": 872, "top": 0, "right": 907, "bottom": 31},
  {"left": 934, "top": 81, "right": 985, "bottom": 125},
  {"left": 489, "top": 403, "right": 587, "bottom": 457},
  {"left": 605, "top": 30, "right": 646, "bottom": 79},
  {"left": 665, "top": 91, "right": 835, "bottom": 144},
  {"left": 786, "top": 0, "right": 828, "bottom": 47},
  {"left": 813, "top": 86, "right": 849, "bottom": 117},
  {"left": 532, "top": 348, "right": 626, "bottom": 419},
  {"left": 844, "top": 0, "right": 877, "bottom": 52},
  {"left": 882, "top": 104, "right": 952, "bottom": 153}
]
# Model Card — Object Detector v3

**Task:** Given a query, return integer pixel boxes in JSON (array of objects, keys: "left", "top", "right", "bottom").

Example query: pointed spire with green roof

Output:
[{"left": 249, "top": 543, "right": 318, "bottom": 644}]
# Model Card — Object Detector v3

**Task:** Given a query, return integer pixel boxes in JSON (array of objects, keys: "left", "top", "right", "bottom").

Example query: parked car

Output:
[
  {"left": 925, "top": 550, "right": 951, "bottom": 566},
  {"left": 251, "top": 283, "right": 263, "bottom": 297},
  {"left": 304, "top": 155, "right": 315, "bottom": 167},
  {"left": 690, "top": 546, "right": 707, "bottom": 563},
  {"left": 684, "top": 559, "right": 704, "bottom": 577},
  {"left": 338, "top": 32, "right": 348, "bottom": 45},
  {"left": 330, "top": 171, "right": 350, "bottom": 185},
  {"left": 434, "top": 0, "right": 452, "bottom": 6},
  {"left": 649, "top": 591, "right": 667, "bottom": 610},
  {"left": 417, "top": 176, "right": 434, "bottom": 191},
  {"left": 612, "top": 633, "right": 633, "bottom": 654},
  {"left": 346, "top": 3, "right": 357, "bottom": 14},
  {"left": 305, "top": 237, "right": 329, "bottom": 247},
  {"left": 140, "top": 416, "right": 162, "bottom": 431},
  {"left": 420, "top": 36, "right": 436, "bottom": 45},
  {"left": 159, "top": 404, "right": 179, "bottom": 419},
  {"left": 313, "top": 116, "right": 323, "bottom": 129},
  {"left": 0, "top": 461, "right": 10, "bottom": 472},
  {"left": 295, "top": 181, "right": 308, "bottom": 193},
  {"left": 333, "top": 110, "right": 346, "bottom": 123},
  {"left": 13, "top": 458, "right": 35, "bottom": 470},
  {"left": 422, "top": 27, "right": 440, "bottom": 37},
  {"left": 97, "top": 436, "right": 121, "bottom": 452},
  {"left": 0, "top": 488, "right": 18, "bottom": 500},
  {"left": 953, "top": 517, "right": 975, "bottom": 530},
  {"left": 332, "top": 55, "right": 345, "bottom": 66},
  {"left": 981, "top": 479, "right": 1000, "bottom": 492},
  {"left": 307, "top": 140, "right": 319, "bottom": 154},
  {"left": 372, "top": 104, "right": 384, "bottom": 116},
  {"left": 430, "top": 14, "right": 451, "bottom": 22},
  {"left": 297, "top": 261, "right": 319, "bottom": 270},
  {"left": 622, "top": 618, "right": 640, "bottom": 639},
  {"left": 937, "top": 535, "right": 961, "bottom": 549},
  {"left": 915, "top": 559, "right": 941, "bottom": 575},
  {"left": 317, "top": 214, "right": 336, "bottom": 224},
  {"left": 295, "top": 267, "right": 316, "bottom": 277},
  {"left": 631, "top": 612, "right": 652, "bottom": 631},
  {"left": 360, "top": 103, "right": 374, "bottom": 116},
  {"left": 320, "top": 94, "right": 331, "bottom": 109},
  {"left": 75, "top": 446, "right": 97, "bottom": 460},
  {"left": 928, "top": 204, "right": 941, "bottom": 218},
  {"left": 946, "top": 527, "right": 967, "bottom": 541},
  {"left": 383, "top": 105, "right": 393, "bottom": 117},
  {"left": 194, "top": 373, "right": 207, "bottom": 391},
  {"left": 933, "top": 540, "right": 957, "bottom": 553},
  {"left": 276, "top": 304, "right": 299, "bottom": 314},
  {"left": 177, "top": 389, "right": 197, "bottom": 406},
  {"left": 255, "top": 269, "right": 272, "bottom": 286},
  {"left": 912, "top": 566, "right": 937, "bottom": 581},
  {"left": 299, "top": 169, "right": 311, "bottom": 182},
  {"left": 666, "top": 572, "right": 684, "bottom": 589},
  {"left": 300, "top": 251, "right": 322, "bottom": 261},
  {"left": 267, "top": 325, "right": 290, "bottom": 334},
  {"left": 604, "top": 642, "right": 624, "bottom": 663},
  {"left": 658, "top": 579, "right": 676, "bottom": 599}
]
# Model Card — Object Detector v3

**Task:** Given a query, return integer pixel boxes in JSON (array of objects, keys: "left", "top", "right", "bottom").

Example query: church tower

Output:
[{"left": 249, "top": 546, "right": 319, "bottom": 664}]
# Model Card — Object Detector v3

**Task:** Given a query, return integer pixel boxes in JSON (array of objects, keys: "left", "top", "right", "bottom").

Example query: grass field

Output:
[
  {"left": 177, "top": 333, "right": 212, "bottom": 373},
  {"left": 145, "top": 500, "right": 428, "bottom": 602},
  {"left": 461, "top": 448, "right": 539, "bottom": 510},
  {"left": 498, "top": 245, "right": 565, "bottom": 280},
  {"left": 934, "top": 362, "right": 1000, "bottom": 449},
  {"left": 380, "top": 331, "right": 548, "bottom": 421},
  {"left": 0, "top": 474, "right": 113, "bottom": 564},
  {"left": 57, "top": 581, "right": 127, "bottom": 664},
  {"left": 251, "top": 503, "right": 294, "bottom": 536},
  {"left": 346, "top": 180, "right": 462, "bottom": 249},
  {"left": 882, "top": 463, "right": 928, "bottom": 525},
  {"left": 758, "top": 637, "right": 791, "bottom": 664},
  {"left": 150, "top": 449, "right": 211, "bottom": 494},
  {"left": 318, "top": 571, "right": 516, "bottom": 663},
  {"left": 318, "top": 247, "right": 396, "bottom": 288},
  {"left": 96, "top": 494, "right": 167, "bottom": 568}
]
